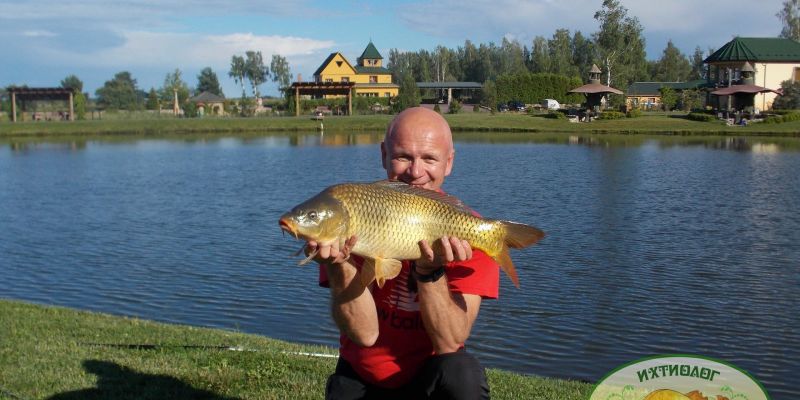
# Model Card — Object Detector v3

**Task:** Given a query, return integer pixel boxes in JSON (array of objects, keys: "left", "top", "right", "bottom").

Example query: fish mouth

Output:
[{"left": 278, "top": 217, "right": 298, "bottom": 239}]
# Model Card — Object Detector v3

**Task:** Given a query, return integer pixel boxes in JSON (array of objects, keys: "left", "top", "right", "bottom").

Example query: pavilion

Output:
[{"left": 7, "top": 87, "right": 75, "bottom": 122}]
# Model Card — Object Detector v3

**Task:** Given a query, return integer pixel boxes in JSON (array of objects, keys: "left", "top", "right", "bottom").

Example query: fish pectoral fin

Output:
[{"left": 360, "top": 257, "right": 402, "bottom": 288}]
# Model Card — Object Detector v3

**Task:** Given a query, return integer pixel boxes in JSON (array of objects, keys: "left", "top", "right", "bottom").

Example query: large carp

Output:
[{"left": 278, "top": 180, "right": 544, "bottom": 287}]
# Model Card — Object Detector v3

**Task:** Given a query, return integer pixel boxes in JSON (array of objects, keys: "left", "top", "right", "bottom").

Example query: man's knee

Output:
[{"left": 418, "top": 350, "right": 490, "bottom": 399}]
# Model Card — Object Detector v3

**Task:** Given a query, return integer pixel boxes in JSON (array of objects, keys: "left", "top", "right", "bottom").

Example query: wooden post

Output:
[
  {"left": 348, "top": 88, "right": 352, "bottom": 116},
  {"left": 295, "top": 86, "right": 300, "bottom": 117},
  {"left": 447, "top": 88, "right": 452, "bottom": 104},
  {"left": 173, "top": 89, "right": 179, "bottom": 115},
  {"left": 69, "top": 92, "right": 75, "bottom": 121},
  {"left": 11, "top": 91, "right": 16, "bottom": 122}
]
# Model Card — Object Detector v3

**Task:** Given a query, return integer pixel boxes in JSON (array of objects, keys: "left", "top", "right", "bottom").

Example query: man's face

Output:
[{"left": 381, "top": 128, "right": 454, "bottom": 191}]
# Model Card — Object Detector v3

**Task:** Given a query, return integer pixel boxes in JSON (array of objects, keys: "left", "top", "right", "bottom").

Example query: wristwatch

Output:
[{"left": 413, "top": 264, "right": 446, "bottom": 283}]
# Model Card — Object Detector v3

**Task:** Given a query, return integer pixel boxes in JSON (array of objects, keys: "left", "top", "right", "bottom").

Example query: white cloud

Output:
[
  {"left": 39, "top": 31, "right": 335, "bottom": 70},
  {"left": 22, "top": 30, "right": 58, "bottom": 38}
]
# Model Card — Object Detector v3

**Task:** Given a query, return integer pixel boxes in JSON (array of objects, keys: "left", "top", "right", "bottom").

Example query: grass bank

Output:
[
  {"left": 0, "top": 300, "right": 593, "bottom": 399},
  {"left": 1, "top": 113, "right": 799, "bottom": 138}
]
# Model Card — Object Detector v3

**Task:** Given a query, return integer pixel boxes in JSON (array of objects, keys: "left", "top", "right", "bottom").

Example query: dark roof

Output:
[
  {"left": 711, "top": 84, "right": 779, "bottom": 96},
  {"left": 359, "top": 42, "right": 383, "bottom": 60},
  {"left": 626, "top": 80, "right": 709, "bottom": 96},
  {"left": 313, "top": 52, "right": 356, "bottom": 76},
  {"left": 354, "top": 66, "right": 392, "bottom": 74},
  {"left": 189, "top": 91, "right": 225, "bottom": 103},
  {"left": 416, "top": 82, "right": 482, "bottom": 89},
  {"left": 704, "top": 37, "right": 800, "bottom": 63}
]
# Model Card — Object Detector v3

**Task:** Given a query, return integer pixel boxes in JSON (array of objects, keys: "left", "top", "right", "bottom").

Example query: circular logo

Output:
[{"left": 589, "top": 354, "right": 769, "bottom": 400}]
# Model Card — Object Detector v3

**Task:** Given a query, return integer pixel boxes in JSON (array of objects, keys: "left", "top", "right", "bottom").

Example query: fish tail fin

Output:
[
  {"left": 492, "top": 246, "right": 520, "bottom": 288},
  {"left": 492, "top": 221, "right": 545, "bottom": 288},
  {"left": 502, "top": 221, "right": 545, "bottom": 249},
  {"left": 360, "top": 257, "right": 402, "bottom": 288}
]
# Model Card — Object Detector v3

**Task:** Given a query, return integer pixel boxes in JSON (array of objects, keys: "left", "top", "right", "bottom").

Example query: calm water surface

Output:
[{"left": 1, "top": 133, "right": 798, "bottom": 398}]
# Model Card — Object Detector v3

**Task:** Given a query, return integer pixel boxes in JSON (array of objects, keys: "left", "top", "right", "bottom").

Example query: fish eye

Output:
[{"left": 307, "top": 211, "right": 318, "bottom": 220}]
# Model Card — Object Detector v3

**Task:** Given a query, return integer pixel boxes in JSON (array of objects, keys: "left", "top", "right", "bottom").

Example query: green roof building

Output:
[{"left": 704, "top": 37, "right": 800, "bottom": 111}]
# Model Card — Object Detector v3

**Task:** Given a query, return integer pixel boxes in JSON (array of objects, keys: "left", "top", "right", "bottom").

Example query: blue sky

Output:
[{"left": 0, "top": 0, "right": 785, "bottom": 98}]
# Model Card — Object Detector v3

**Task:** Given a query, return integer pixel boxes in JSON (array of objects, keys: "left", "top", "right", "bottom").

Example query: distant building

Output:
[
  {"left": 312, "top": 41, "right": 399, "bottom": 98},
  {"left": 188, "top": 91, "right": 225, "bottom": 116},
  {"left": 625, "top": 81, "right": 708, "bottom": 110},
  {"left": 704, "top": 37, "right": 800, "bottom": 111}
]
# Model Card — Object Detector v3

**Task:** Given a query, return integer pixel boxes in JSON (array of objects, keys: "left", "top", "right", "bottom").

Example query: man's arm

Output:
[
  {"left": 311, "top": 237, "right": 379, "bottom": 347},
  {"left": 416, "top": 236, "right": 482, "bottom": 354}
]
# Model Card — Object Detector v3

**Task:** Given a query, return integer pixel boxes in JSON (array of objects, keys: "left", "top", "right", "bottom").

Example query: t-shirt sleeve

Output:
[{"left": 445, "top": 249, "right": 499, "bottom": 299}]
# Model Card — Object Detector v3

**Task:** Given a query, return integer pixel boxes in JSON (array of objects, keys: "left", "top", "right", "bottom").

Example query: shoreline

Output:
[
  {"left": 2, "top": 113, "right": 799, "bottom": 139},
  {"left": 0, "top": 299, "right": 594, "bottom": 399}
]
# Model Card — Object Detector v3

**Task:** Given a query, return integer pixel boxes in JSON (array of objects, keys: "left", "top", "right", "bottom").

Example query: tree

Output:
[
  {"left": 659, "top": 86, "right": 677, "bottom": 112},
  {"left": 73, "top": 92, "right": 86, "bottom": 120},
  {"left": 196, "top": 67, "right": 223, "bottom": 97},
  {"left": 394, "top": 71, "right": 421, "bottom": 112},
  {"left": 270, "top": 54, "right": 292, "bottom": 97},
  {"left": 772, "top": 80, "right": 800, "bottom": 109},
  {"left": 61, "top": 75, "right": 83, "bottom": 93},
  {"left": 159, "top": 69, "right": 190, "bottom": 106},
  {"left": 244, "top": 50, "right": 269, "bottom": 98},
  {"left": 530, "top": 36, "right": 551, "bottom": 73},
  {"left": 652, "top": 40, "right": 692, "bottom": 82},
  {"left": 481, "top": 80, "right": 498, "bottom": 109},
  {"left": 593, "top": 0, "right": 648, "bottom": 89},
  {"left": 95, "top": 71, "right": 141, "bottom": 110},
  {"left": 571, "top": 31, "right": 595, "bottom": 80},
  {"left": 689, "top": 47, "right": 707, "bottom": 80},
  {"left": 146, "top": 88, "right": 160, "bottom": 110},
  {"left": 229, "top": 55, "right": 247, "bottom": 98},
  {"left": 778, "top": 0, "right": 800, "bottom": 41},
  {"left": 549, "top": 29, "right": 578, "bottom": 77}
]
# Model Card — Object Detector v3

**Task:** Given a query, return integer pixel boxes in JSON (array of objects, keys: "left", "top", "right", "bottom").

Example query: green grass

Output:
[
  {"left": 2, "top": 113, "right": 799, "bottom": 138},
  {"left": 0, "top": 300, "right": 593, "bottom": 399}
]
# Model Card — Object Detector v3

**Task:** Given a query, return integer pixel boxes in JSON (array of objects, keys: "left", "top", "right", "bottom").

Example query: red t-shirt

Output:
[{"left": 319, "top": 248, "right": 499, "bottom": 388}]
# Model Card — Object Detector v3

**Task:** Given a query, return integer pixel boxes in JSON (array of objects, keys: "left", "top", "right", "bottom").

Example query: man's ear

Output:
[
  {"left": 444, "top": 150, "right": 454, "bottom": 176},
  {"left": 380, "top": 142, "right": 388, "bottom": 170}
]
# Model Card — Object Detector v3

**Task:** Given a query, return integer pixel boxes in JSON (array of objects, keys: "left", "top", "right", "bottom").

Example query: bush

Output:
[
  {"left": 448, "top": 99, "right": 461, "bottom": 114},
  {"left": 626, "top": 108, "right": 642, "bottom": 118},
  {"left": 597, "top": 111, "right": 625, "bottom": 120},
  {"left": 544, "top": 111, "right": 567, "bottom": 120},
  {"left": 433, "top": 104, "right": 441, "bottom": 113},
  {"left": 763, "top": 112, "right": 800, "bottom": 124},
  {"left": 763, "top": 116, "right": 784, "bottom": 124},
  {"left": 687, "top": 112, "right": 716, "bottom": 122},
  {"left": 473, "top": 104, "right": 480, "bottom": 112}
]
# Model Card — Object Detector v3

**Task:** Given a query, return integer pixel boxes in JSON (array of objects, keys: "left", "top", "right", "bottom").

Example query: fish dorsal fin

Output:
[{"left": 372, "top": 180, "right": 470, "bottom": 213}]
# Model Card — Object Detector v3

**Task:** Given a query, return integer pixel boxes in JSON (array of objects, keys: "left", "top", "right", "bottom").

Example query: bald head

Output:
[
  {"left": 381, "top": 107, "right": 455, "bottom": 190},
  {"left": 385, "top": 107, "right": 453, "bottom": 151}
]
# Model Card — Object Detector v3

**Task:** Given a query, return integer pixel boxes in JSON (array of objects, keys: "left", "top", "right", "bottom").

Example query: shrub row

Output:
[
  {"left": 762, "top": 112, "right": 800, "bottom": 124},
  {"left": 545, "top": 111, "right": 568, "bottom": 120},
  {"left": 597, "top": 111, "right": 626, "bottom": 120},
  {"left": 687, "top": 112, "right": 716, "bottom": 122},
  {"left": 496, "top": 73, "right": 585, "bottom": 105},
  {"left": 626, "top": 108, "right": 643, "bottom": 118}
]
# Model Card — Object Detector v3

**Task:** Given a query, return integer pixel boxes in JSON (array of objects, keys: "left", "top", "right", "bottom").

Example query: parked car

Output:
[
  {"left": 508, "top": 100, "right": 526, "bottom": 112},
  {"left": 497, "top": 103, "right": 510, "bottom": 112}
]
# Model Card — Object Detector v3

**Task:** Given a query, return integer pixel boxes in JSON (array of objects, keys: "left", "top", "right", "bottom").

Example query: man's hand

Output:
[
  {"left": 306, "top": 236, "right": 358, "bottom": 265},
  {"left": 416, "top": 235, "right": 473, "bottom": 274}
]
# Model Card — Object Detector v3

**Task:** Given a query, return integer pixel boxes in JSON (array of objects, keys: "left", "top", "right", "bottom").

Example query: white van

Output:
[{"left": 542, "top": 99, "right": 560, "bottom": 110}]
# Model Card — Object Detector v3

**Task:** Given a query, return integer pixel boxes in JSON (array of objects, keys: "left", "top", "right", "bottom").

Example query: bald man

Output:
[{"left": 310, "top": 107, "right": 496, "bottom": 400}]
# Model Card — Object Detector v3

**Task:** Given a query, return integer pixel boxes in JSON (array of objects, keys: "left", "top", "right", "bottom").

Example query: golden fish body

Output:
[{"left": 279, "top": 180, "right": 544, "bottom": 287}]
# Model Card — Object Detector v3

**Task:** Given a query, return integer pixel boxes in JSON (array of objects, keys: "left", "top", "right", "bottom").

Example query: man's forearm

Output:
[
  {"left": 326, "top": 261, "right": 379, "bottom": 347},
  {"left": 417, "top": 276, "right": 472, "bottom": 354}
]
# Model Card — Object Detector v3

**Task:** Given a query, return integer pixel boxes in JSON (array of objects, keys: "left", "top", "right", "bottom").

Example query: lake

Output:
[{"left": 1, "top": 132, "right": 798, "bottom": 398}]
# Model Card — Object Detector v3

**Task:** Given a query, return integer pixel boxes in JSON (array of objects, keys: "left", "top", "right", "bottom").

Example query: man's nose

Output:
[{"left": 408, "top": 159, "right": 424, "bottom": 178}]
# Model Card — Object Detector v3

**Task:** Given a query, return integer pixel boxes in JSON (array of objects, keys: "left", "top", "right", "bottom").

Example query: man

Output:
[{"left": 307, "top": 107, "right": 497, "bottom": 399}]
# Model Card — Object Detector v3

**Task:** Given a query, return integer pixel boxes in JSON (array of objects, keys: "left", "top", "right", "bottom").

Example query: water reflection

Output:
[{"left": 4, "top": 132, "right": 800, "bottom": 155}]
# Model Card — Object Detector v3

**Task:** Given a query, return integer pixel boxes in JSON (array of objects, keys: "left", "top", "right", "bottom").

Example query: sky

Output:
[{"left": 0, "top": 0, "right": 785, "bottom": 98}]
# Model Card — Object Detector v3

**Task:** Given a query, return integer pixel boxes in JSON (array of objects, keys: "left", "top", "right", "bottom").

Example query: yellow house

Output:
[{"left": 313, "top": 42, "right": 399, "bottom": 98}]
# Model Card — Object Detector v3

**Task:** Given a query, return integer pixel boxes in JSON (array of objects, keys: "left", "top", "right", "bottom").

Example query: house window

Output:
[
  {"left": 369, "top": 76, "right": 378, "bottom": 83},
  {"left": 341, "top": 77, "right": 350, "bottom": 83},
  {"left": 325, "top": 78, "right": 333, "bottom": 83},
  {"left": 795, "top": 67, "right": 800, "bottom": 82},
  {"left": 385, "top": 92, "right": 391, "bottom": 97}
]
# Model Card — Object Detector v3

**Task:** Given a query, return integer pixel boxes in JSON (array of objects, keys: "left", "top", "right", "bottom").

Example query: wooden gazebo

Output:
[
  {"left": 289, "top": 82, "right": 355, "bottom": 116},
  {"left": 8, "top": 87, "right": 75, "bottom": 122}
]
